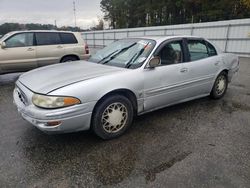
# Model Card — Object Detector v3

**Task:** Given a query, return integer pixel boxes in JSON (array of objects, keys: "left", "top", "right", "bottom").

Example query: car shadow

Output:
[{"left": 0, "top": 72, "right": 23, "bottom": 86}]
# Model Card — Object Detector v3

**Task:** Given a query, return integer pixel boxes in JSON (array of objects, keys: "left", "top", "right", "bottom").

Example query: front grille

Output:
[{"left": 16, "top": 87, "right": 28, "bottom": 105}]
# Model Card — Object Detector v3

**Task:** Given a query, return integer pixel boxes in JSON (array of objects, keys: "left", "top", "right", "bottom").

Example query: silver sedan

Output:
[{"left": 13, "top": 36, "right": 239, "bottom": 139}]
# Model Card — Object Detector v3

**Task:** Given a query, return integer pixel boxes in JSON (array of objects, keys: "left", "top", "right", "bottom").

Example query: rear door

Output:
[
  {"left": 0, "top": 32, "right": 37, "bottom": 72},
  {"left": 35, "top": 32, "right": 65, "bottom": 67},
  {"left": 181, "top": 39, "right": 221, "bottom": 96}
]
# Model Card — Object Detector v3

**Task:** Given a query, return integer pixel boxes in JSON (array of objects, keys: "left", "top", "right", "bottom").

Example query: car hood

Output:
[{"left": 18, "top": 61, "right": 124, "bottom": 94}]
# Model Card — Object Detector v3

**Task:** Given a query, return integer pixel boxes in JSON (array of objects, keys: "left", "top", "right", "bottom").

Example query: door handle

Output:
[
  {"left": 57, "top": 45, "right": 63, "bottom": 49},
  {"left": 27, "top": 48, "right": 34, "bottom": 51},
  {"left": 180, "top": 68, "right": 188, "bottom": 73}
]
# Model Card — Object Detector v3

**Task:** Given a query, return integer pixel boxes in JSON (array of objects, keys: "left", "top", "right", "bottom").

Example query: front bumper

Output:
[{"left": 13, "top": 82, "right": 95, "bottom": 133}]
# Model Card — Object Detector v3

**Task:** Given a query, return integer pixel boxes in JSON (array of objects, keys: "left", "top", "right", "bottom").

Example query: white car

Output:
[{"left": 0, "top": 30, "right": 89, "bottom": 74}]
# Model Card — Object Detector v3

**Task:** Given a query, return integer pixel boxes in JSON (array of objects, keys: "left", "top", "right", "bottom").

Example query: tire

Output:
[
  {"left": 92, "top": 95, "right": 134, "bottom": 140},
  {"left": 61, "top": 56, "right": 78, "bottom": 63},
  {"left": 210, "top": 71, "right": 228, "bottom": 99}
]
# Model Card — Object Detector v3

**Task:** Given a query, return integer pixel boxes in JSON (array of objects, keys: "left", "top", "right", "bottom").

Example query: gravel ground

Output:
[{"left": 0, "top": 58, "right": 249, "bottom": 188}]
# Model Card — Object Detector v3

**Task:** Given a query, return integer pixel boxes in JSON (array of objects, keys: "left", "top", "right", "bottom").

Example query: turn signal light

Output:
[{"left": 64, "top": 97, "right": 81, "bottom": 106}]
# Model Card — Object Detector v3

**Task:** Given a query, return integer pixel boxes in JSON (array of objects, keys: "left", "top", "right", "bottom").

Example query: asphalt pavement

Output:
[{"left": 0, "top": 58, "right": 250, "bottom": 187}]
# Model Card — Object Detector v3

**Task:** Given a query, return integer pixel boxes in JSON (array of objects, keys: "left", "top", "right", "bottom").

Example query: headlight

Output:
[{"left": 32, "top": 94, "right": 81, "bottom": 109}]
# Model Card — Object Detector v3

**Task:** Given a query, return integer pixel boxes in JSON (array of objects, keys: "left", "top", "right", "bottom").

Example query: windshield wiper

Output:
[
  {"left": 97, "top": 49, "right": 119, "bottom": 64},
  {"left": 100, "top": 42, "right": 137, "bottom": 65},
  {"left": 125, "top": 42, "right": 149, "bottom": 68}
]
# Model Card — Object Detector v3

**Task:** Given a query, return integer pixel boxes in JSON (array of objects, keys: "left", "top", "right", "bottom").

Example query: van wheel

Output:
[
  {"left": 210, "top": 71, "right": 228, "bottom": 99},
  {"left": 92, "top": 95, "right": 134, "bottom": 140},
  {"left": 61, "top": 56, "right": 78, "bottom": 63}
]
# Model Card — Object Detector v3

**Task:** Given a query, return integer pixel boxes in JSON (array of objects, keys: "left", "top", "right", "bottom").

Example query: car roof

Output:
[
  {"left": 7, "top": 30, "right": 77, "bottom": 34},
  {"left": 135, "top": 35, "right": 204, "bottom": 42}
]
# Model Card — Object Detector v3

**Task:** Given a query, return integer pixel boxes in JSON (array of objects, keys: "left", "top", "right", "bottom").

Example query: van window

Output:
[
  {"left": 60, "top": 33, "right": 78, "bottom": 44},
  {"left": 5, "top": 33, "right": 33, "bottom": 48},
  {"left": 36, "top": 33, "right": 61, "bottom": 46}
]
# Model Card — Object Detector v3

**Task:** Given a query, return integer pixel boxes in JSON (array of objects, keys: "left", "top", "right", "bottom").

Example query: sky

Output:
[{"left": 0, "top": 0, "right": 103, "bottom": 29}]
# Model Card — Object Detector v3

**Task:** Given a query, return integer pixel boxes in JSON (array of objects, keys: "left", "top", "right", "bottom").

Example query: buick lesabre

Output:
[{"left": 13, "top": 36, "right": 239, "bottom": 139}]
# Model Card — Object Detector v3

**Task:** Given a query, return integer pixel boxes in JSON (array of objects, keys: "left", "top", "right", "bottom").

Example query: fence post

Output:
[
  {"left": 164, "top": 29, "right": 167, "bottom": 36},
  {"left": 84, "top": 33, "right": 87, "bottom": 45},
  {"left": 190, "top": 26, "right": 194, "bottom": 35},
  {"left": 224, "top": 24, "right": 231, "bottom": 53},
  {"left": 93, "top": 32, "right": 95, "bottom": 48},
  {"left": 103, "top": 32, "right": 105, "bottom": 47}
]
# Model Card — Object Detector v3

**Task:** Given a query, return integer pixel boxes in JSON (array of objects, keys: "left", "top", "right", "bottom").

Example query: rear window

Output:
[
  {"left": 187, "top": 40, "right": 209, "bottom": 61},
  {"left": 207, "top": 42, "right": 217, "bottom": 56},
  {"left": 35, "top": 33, "right": 61, "bottom": 46},
  {"left": 60, "top": 33, "right": 78, "bottom": 44}
]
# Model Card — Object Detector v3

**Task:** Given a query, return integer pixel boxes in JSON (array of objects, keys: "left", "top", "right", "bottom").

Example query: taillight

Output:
[{"left": 85, "top": 44, "right": 89, "bottom": 54}]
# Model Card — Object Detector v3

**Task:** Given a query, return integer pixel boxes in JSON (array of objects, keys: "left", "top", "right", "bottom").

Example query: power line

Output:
[{"left": 73, "top": 1, "right": 77, "bottom": 28}]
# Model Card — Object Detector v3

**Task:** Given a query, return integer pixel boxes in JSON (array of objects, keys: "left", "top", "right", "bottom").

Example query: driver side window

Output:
[
  {"left": 5, "top": 33, "right": 34, "bottom": 48},
  {"left": 158, "top": 41, "right": 183, "bottom": 66}
]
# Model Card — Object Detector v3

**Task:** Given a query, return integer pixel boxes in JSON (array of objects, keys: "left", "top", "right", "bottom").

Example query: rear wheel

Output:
[
  {"left": 210, "top": 71, "right": 228, "bottom": 99},
  {"left": 92, "top": 95, "right": 134, "bottom": 140},
  {"left": 61, "top": 56, "right": 78, "bottom": 63}
]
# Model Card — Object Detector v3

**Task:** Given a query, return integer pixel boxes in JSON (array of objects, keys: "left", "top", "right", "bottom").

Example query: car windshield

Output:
[{"left": 88, "top": 38, "right": 156, "bottom": 69}]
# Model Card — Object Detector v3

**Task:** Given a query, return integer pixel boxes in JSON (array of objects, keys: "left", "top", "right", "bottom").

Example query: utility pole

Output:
[
  {"left": 73, "top": 1, "right": 77, "bottom": 29},
  {"left": 54, "top": 20, "right": 57, "bottom": 28}
]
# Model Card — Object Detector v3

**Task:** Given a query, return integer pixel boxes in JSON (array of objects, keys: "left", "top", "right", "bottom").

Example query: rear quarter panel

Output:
[
  {"left": 220, "top": 53, "right": 239, "bottom": 82},
  {"left": 63, "top": 33, "right": 88, "bottom": 60}
]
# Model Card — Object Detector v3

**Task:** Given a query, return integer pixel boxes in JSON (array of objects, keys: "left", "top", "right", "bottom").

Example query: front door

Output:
[
  {"left": 143, "top": 39, "right": 190, "bottom": 111},
  {"left": 0, "top": 32, "right": 37, "bottom": 73}
]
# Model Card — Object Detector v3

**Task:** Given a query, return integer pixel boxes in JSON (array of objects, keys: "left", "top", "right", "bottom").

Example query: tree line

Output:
[
  {"left": 100, "top": 0, "right": 250, "bottom": 29},
  {"left": 0, "top": 23, "right": 85, "bottom": 36}
]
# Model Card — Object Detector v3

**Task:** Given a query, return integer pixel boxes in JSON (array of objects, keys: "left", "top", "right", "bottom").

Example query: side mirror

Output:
[
  {"left": 0, "top": 42, "right": 6, "bottom": 49},
  {"left": 148, "top": 56, "right": 161, "bottom": 68}
]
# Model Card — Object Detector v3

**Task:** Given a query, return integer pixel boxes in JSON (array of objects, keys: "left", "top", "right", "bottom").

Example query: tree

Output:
[
  {"left": 242, "top": 0, "right": 250, "bottom": 8},
  {"left": 91, "top": 19, "right": 104, "bottom": 30},
  {"left": 0, "top": 23, "right": 84, "bottom": 35},
  {"left": 100, "top": 0, "right": 250, "bottom": 29}
]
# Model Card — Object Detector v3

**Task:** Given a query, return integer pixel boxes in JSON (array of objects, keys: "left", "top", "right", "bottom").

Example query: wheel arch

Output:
[
  {"left": 60, "top": 54, "right": 80, "bottom": 62},
  {"left": 213, "top": 68, "right": 228, "bottom": 80},
  {"left": 92, "top": 89, "right": 138, "bottom": 120},
  {"left": 216, "top": 69, "right": 229, "bottom": 80},
  {"left": 221, "top": 69, "right": 229, "bottom": 74}
]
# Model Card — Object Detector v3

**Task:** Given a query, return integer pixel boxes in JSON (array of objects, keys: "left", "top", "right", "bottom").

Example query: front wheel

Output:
[
  {"left": 92, "top": 95, "right": 134, "bottom": 140},
  {"left": 210, "top": 71, "right": 228, "bottom": 99}
]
